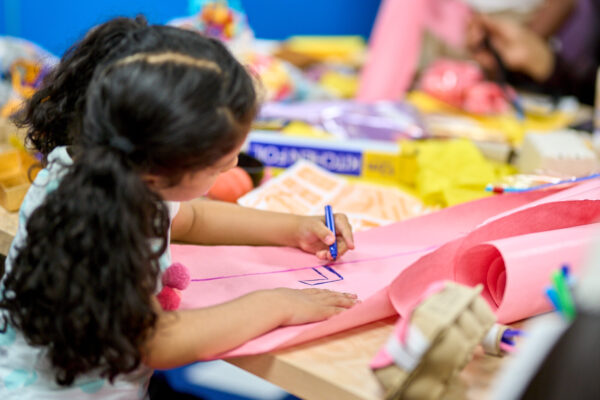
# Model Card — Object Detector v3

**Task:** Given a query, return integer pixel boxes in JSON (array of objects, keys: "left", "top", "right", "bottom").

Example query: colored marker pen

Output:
[{"left": 324, "top": 205, "right": 338, "bottom": 260}]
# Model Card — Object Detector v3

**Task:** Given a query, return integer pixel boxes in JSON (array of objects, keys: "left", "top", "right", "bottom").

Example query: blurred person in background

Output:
[{"left": 466, "top": 0, "right": 600, "bottom": 105}]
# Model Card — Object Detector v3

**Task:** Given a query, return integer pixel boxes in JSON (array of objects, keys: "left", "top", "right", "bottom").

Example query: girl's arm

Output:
[
  {"left": 143, "top": 288, "right": 358, "bottom": 368},
  {"left": 170, "top": 198, "right": 354, "bottom": 260},
  {"left": 172, "top": 198, "right": 306, "bottom": 246}
]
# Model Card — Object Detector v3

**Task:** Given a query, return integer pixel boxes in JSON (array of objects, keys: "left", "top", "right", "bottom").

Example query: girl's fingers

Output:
[
  {"left": 316, "top": 249, "right": 330, "bottom": 260},
  {"left": 321, "top": 292, "right": 359, "bottom": 308},
  {"left": 335, "top": 295, "right": 359, "bottom": 308},
  {"left": 315, "top": 238, "right": 349, "bottom": 261},
  {"left": 335, "top": 240, "right": 349, "bottom": 257},
  {"left": 314, "top": 218, "right": 336, "bottom": 245},
  {"left": 317, "top": 243, "right": 344, "bottom": 261},
  {"left": 334, "top": 214, "right": 355, "bottom": 249}
]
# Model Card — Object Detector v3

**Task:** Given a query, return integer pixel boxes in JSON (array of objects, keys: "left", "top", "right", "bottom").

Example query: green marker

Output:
[{"left": 552, "top": 270, "right": 576, "bottom": 321}]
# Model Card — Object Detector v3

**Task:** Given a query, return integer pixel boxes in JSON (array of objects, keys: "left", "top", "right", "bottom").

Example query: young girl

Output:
[{"left": 0, "top": 22, "right": 356, "bottom": 398}]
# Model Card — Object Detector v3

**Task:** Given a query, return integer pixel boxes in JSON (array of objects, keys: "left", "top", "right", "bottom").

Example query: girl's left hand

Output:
[{"left": 294, "top": 214, "right": 355, "bottom": 261}]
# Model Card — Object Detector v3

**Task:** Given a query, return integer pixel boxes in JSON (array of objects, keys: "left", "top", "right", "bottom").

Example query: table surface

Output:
[
  {"left": 0, "top": 208, "right": 510, "bottom": 399},
  {"left": 228, "top": 316, "right": 508, "bottom": 400},
  {"left": 0, "top": 207, "right": 18, "bottom": 256}
]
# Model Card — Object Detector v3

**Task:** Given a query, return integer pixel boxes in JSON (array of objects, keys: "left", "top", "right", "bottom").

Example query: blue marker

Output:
[
  {"left": 500, "top": 336, "right": 515, "bottom": 346},
  {"left": 561, "top": 264, "right": 576, "bottom": 287},
  {"left": 324, "top": 205, "right": 338, "bottom": 260},
  {"left": 503, "top": 329, "right": 524, "bottom": 338},
  {"left": 561, "top": 264, "right": 570, "bottom": 278},
  {"left": 545, "top": 286, "right": 562, "bottom": 313}
]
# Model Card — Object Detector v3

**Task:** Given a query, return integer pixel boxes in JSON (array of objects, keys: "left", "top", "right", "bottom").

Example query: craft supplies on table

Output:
[{"left": 238, "top": 160, "right": 429, "bottom": 231}]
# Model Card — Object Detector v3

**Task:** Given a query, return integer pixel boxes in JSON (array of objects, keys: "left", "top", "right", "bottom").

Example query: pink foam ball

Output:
[
  {"left": 157, "top": 287, "right": 181, "bottom": 311},
  {"left": 162, "top": 262, "right": 191, "bottom": 290}
]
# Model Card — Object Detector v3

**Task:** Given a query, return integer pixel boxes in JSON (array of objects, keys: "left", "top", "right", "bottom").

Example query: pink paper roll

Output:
[{"left": 455, "top": 224, "right": 598, "bottom": 322}]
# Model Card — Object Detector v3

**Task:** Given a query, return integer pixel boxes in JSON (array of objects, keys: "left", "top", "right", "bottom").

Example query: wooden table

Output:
[
  {"left": 229, "top": 317, "right": 506, "bottom": 400},
  {"left": 0, "top": 207, "right": 18, "bottom": 257},
  {"left": 0, "top": 208, "right": 509, "bottom": 399}
]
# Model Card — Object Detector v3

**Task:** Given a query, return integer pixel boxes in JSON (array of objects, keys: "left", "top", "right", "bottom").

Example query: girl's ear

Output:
[{"left": 141, "top": 174, "right": 164, "bottom": 192}]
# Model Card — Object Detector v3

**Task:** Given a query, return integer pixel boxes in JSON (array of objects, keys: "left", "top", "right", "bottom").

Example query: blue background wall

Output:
[
  {"left": 1, "top": 0, "right": 188, "bottom": 55},
  {"left": 1, "top": 0, "right": 381, "bottom": 56},
  {"left": 242, "top": 1, "right": 380, "bottom": 40}
]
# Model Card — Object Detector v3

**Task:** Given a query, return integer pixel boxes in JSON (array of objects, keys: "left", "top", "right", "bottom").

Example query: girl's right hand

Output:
[{"left": 269, "top": 288, "right": 359, "bottom": 326}]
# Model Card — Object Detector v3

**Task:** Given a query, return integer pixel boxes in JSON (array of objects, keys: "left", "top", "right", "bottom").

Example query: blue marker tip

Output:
[
  {"left": 503, "top": 329, "right": 524, "bottom": 338},
  {"left": 545, "top": 286, "right": 562, "bottom": 313},
  {"left": 500, "top": 336, "right": 515, "bottom": 346},
  {"left": 324, "top": 205, "right": 337, "bottom": 260}
]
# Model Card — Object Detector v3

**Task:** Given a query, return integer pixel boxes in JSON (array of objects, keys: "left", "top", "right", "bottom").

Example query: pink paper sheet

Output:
[{"left": 173, "top": 181, "right": 600, "bottom": 357}]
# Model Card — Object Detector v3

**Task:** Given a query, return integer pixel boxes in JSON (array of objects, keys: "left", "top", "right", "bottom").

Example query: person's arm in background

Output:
[
  {"left": 468, "top": 14, "right": 599, "bottom": 105},
  {"left": 466, "top": 0, "right": 576, "bottom": 67},
  {"left": 527, "top": 0, "right": 577, "bottom": 38},
  {"left": 467, "top": 15, "right": 554, "bottom": 81}
]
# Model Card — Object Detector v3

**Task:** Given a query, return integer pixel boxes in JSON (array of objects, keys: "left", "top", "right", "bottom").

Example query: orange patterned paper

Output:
[{"left": 238, "top": 160, "right": 430, "bottom": 230}]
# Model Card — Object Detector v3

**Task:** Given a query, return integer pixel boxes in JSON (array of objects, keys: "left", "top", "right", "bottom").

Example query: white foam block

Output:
[{"left": 517, "top": 131, "right": 599, "bottom": 176}]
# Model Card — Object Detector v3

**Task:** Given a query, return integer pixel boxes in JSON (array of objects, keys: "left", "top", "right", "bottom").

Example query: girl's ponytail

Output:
[{"left": 1, "top": 144, "right": 169, "bottom": 385}]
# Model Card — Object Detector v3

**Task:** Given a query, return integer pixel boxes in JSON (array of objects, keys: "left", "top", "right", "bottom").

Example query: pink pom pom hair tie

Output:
[{"left": 157, "top": 262, "right": 191, "bottom": 311}]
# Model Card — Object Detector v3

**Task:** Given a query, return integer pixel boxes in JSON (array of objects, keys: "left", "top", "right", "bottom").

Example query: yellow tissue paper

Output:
[
  {"left": 284, "top": 35, "right": 366, "bottom": 64},
  {"left": 281, "top": 121, "right": 332, "bottom": 138},
  {"left": 320, "top": 71, "right": 358, "bottom": 98},
  {"left": 403, "top": 139, "right": 516, "bottom": 207}
]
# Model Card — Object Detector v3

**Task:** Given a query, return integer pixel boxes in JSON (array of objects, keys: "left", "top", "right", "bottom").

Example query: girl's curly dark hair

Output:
[
  {"left": 14, "top": 16, "right": 149, "bottom": 162},
  {"left": 2, "top": 148, "right": 168, "bottom": 385},
  {"left": 0, "top": 25, "right": 257, "bottom": 386}
]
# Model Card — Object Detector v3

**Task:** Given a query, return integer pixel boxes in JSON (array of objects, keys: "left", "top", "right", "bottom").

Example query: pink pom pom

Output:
[
  {"left": 463, "top": 81, "right": 509, "bottom": 114},
  {"left": 420, "top": 59, "right": 483, "bottom": 108},
  {"left": 157, "top": 287, "right": 181, "bottom": 311},
  {"left": 162, "top": 262, "right": 191, "bottom": 290}
]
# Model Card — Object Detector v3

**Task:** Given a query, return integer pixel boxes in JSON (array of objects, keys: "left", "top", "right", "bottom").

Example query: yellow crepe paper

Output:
[
  {"left": 320, "top": 71, "right": 358, "bottom": 98},
  {"left": 401, "top": 138, "right": 516, "bottom": 207},
  {"left": 284, "top": 36, "right": 366, "bottom": 64},
  {"left": 281, "top": 121, "right": 332, "bottom": 138}
]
